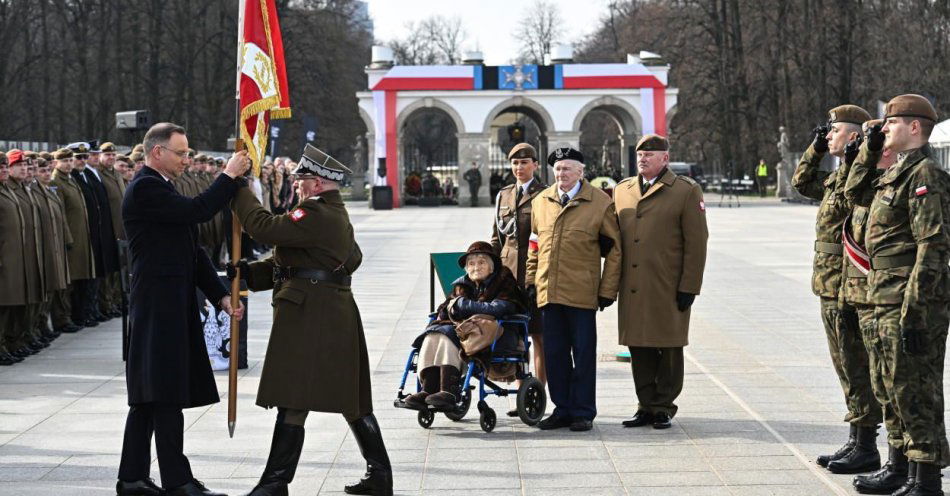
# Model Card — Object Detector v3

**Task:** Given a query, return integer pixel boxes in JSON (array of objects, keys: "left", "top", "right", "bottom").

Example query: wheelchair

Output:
[{"left": 393, "top": 313, "right": 547, "bottom": 433}]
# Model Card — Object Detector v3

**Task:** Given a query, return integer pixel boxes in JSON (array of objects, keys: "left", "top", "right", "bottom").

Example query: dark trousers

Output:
[
  {"left": 628, "top": 346, "right": 684, "bottom": 417},
  {"left": 119, "top": 403, "right": 192, "bottom": 488},
  {"left": 51, "top": 287, "right": 73, "bottom": 329},
  {"left": 71, "top": 278, "right": 100, "bottom": 322},
  {"left": 541, "top": 303, "right": 597, "bottom": 420}
]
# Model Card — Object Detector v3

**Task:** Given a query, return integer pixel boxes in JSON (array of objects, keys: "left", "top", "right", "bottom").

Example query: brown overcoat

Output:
[
  {"left": 526, "top": 180, "right": 622, "bottom": 310},
  {"left": 232, "top": 187, "right": 372, "bottom": 420},
  {"left": 9, "top": 181, "right": 45, "bottom": 303},
  {"left": 614, "top": 168, "right": 708, "bottom": 347},
  {"left": 0, "top": 183, "right": 27, "bottom": 306},
  {"left": 34, "top": 182, "right": 71, "bottom": 292},
  {"left": 97, "top": 166, "right": 127, "bottom": 240},
  {"left": 51, "top": 169, "right": 95, "bottom": 281}
]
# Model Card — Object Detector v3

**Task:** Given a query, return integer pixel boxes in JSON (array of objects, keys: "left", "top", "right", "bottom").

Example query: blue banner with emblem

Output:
[{"left": 498, "top": 65, "right": 539, "bottom": 90}]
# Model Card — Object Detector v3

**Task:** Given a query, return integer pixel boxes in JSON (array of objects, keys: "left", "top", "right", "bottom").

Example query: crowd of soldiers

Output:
[
  {"left": 793, "top": 94, "right": 949, "bottom": 496},
  {"left": 0, "top": 141, "right": 237, "bottom": 366}
]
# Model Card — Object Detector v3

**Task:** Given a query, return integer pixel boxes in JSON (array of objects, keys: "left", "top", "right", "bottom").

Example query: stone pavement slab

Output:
[{"left": 1, "top": 198, "right": 947, "bottom": 495}]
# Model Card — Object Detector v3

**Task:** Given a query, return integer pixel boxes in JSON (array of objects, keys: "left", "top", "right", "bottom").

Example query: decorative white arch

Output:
[
  {"left": 357, "top": 106, "right": 375, "bottom": 135},
  {"left": 396, "top": 97, "right": 465, "bottom": 134},
  {"left": 571, "top": 95, "right": 642, "bottom": 134},
  {"left": 481, "top": 96, "right": 557, "bottom": 134}
]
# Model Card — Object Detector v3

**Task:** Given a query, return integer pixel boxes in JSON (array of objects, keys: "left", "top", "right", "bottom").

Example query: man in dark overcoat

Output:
[
  {"left": 116, "top": 122, "right": 248, "bottom": 496},
  {"left": 229, "top": 144, "right": 392, "bottom": 496}
]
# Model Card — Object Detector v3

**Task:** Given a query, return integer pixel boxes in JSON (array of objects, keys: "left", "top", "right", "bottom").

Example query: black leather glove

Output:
[
  {"left": 598, "top": 297, "right": 614, "bottom": 311},
  {"left": 867, "top": 122, "right": 885, "bottom": 152},
  {"left": 526, "top": 285, "right": 537, "bottom": 305},
  {"left": 844, "top": 135, "right": 863, "bottom": 165},
  {"left": 225, "top": 259, "right": 250, "bottom": 281},
  {"left": 901, "top": 327, "right": 924, "bottom": 355},
  {"left": 812, "top": 125, "right": 830, "bottom": 153},
  {"left": 676, "top": 292, "right": 696, "bottom": 311}
]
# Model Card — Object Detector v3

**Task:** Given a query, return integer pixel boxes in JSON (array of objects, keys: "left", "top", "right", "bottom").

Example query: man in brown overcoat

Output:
[
  {"left": 51, "top": 148, "right": 95, "bottom": 331},
  {"left": 614, "top": 134, "right": 708, "bottom": 430},
  {"left": 0, "top": 153, "right": 27, "bottom": 365},
  {"left": 33, "top": 158, "right": 72, "bottom": 341},
  {"left": 230, "top": 144, "right": 392, "bottom": 496}
]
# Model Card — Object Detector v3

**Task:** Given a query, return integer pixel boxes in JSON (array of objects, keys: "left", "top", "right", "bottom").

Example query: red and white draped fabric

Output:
[
  {"left": 559, "top": 64, "right": 667, "bottom": 136},
  {"left": 239, "top": 0, "right": 290, "bottom": 176},
  {"left": 842, "top": 220, "right": 870, "bottom": 275}
]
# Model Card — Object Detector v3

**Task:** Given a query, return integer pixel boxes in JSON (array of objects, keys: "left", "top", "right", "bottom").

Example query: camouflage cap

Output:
[
  {"left": 636, "top": 134, "right": 670, "bottom": 152},
  {"left": 884, "top": 94, "right": 938, "bottom": 122},
  {"left": 507, "top": 142, "right": 538, "bottom": 161},
  {"left": 99, "top": 142, "right": 117, "bottom": 152},
  {"left": 828, "top": 105, "right": 872, "bottom": 126},
  {"left": 53, "top": 148, "right": 73, "bottom": 160}
]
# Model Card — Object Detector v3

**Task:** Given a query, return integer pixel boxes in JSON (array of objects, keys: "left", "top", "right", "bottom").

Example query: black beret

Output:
[
  {"left": 636, "top": 134, "right": 669, "bottom": 151},
  {"left": 547, "top": 147, "right": 584, "bottom": 167}
]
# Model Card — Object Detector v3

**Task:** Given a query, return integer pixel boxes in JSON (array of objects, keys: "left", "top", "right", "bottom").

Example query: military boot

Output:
[
  {"left": 344, "top": 414, "right": 393, "bottom": 496},
  {"left": 424, "top": 365, "right": 461, "bottom": 410},
  {"left": 828, "top": 426, "right": 881, "bottom": 474},
  {"left": 853, "top": 446, "right": 907, "bottom": 494},
  {"left": 403, "top": 366, "right": 439, "bottom": 410},
  {"left": 906, "top": 462, "right": 943, "bottom": 496},
  {"left": 819, "top": 424, "right": 857, "bottom": 467},
  {"left": 893, "top": 462, "right": 919, "bottom": 496},
  {"left": 244, "top": 421, "right": 305, "bottom": 496}
]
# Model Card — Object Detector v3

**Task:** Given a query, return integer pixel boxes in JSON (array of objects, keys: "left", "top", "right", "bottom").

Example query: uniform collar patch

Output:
[{"left": 915, "top": 185, "right": 929, "bottom": 196}]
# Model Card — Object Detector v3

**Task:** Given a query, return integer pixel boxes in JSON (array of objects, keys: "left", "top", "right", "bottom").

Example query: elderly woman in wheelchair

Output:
[{"left": 404, "top": 241, "right": 527, "bottom": 411}]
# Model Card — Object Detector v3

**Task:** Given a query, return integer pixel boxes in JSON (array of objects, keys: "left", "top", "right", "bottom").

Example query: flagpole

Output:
[{"left": 228, "top": 0, "right": 246, "bottom": 439}]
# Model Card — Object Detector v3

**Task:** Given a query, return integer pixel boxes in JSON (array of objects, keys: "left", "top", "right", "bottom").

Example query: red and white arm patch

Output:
[
  {"left": 528, "top": 232, "right": 539, "bottom": 252},
  {"left": 915, "top": 185, "right": 929, "bottom": 197},
  {"left": 290, "top": 208, "right": 307, "bottom": 222},
  {"left": 699, "top": 200, "right": 706, "bottom": 211}
]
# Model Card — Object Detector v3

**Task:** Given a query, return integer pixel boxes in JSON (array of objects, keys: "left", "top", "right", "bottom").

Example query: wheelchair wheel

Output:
[
  {"left": 517, "top": 376, "right": 547, "bottom": 426},
  {"left": 417, "top": 409, "right": 434, "bottom": 429},
  {"left": 444, "top": 389, "right": 471, "bottom": 422},
  {"left": 479, "top": 407, "right": 497, "bottom": 433}
]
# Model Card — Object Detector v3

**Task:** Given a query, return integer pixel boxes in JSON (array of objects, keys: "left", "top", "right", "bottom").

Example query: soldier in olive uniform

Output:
[
  {"left": 51, "top": 148, "right": 94, "bottom": 332},
  {"left": 841, "top": 120, "right": 908, "bottom": 493},
  {"left": 862, "top": 95, "right": 950, "bottom": 496},
  {"left": 792, "top": 105, "right": 883, "bottom": 473},
  {"left": 0, "top": 153, "right": 26, "bottom": 365},
  {"left": 490, "top": 142, "right": 548, "bottom": 416},
  {"left": 230, "top": 145, "right": 392, "bottom": 496},
  {"left": 96, "top": 142, "right": 127, "bottom": 318},
  {"left": 33, "top": 157, "right": 72, "bottom": 342},
  {"left": 6, "top": 150, "right": 48, "bottom": 356}
]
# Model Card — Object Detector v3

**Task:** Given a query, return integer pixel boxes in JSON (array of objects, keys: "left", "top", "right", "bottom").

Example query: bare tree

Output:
[
  {"left": 513, "top": 0, "right": 564, "bottom": 64},
  {"left": 388, "top": 15, "right": 467, "bottom": 65}
]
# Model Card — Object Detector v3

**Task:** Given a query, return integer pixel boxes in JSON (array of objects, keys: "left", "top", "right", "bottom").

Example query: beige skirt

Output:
[{"left": 418, "top": 333, "right": 463, "bottom": 370}]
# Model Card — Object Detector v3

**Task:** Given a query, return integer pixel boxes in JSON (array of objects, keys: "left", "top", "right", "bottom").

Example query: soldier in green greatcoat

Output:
[
  {"left": 860, "top": 94, "right": 950, "bottom": 496},
  {"left": 51, "top": 148, "right": 95, "bottom": 331},
  {"left": 792, "top": 105, "right": 883, "bottom": 473},
  {"left": 0, "top": 152, "right": 26, "bottom": 365},
  {"left": 229, "top": 144, "right": 392, "bottom": 496}
]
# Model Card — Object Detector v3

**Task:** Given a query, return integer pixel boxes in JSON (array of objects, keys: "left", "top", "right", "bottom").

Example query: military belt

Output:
[
  {"left": 846, "top": 265, "right": 868, "bottom": 278},
  {"left": 870, "top": 254, "right": 916, "bottom": 270},
  {"left": 814, "top": 241, "right": 843, "bottom": 255},
  {"left": 274, "top": 267, "right": 351, "bottom": 287}
]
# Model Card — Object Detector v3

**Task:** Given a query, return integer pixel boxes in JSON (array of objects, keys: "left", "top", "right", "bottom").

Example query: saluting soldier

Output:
[
  {"left": 0, "top": 153, "right": 27, "bottom": 365},
  {"left": 792, "top": 105, "right": 883, "bottom": 472},
  {"left": 32, "top": 157, "right": 72, "bottom": 343},
  {"left": 614, "top": 134, "right": 708, "bottom": 430},
  {"left": 861, "top": 95, "right": 950, "bottom": 495},
  {"left": 230, "top": 144, "right": 392, "bottom": 496},
  {"left": 490, "top": 142, "right": 548, "bottom": 413},
  {"left": 841, "top": 120, "right": 908, "bottom": 492},
  {"left": 51, "top": 148, "right": 95, "bottom": 331}
]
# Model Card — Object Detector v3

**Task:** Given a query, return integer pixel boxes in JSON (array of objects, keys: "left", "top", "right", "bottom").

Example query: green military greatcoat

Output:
[{"left": 232, "top": 187, "right": 372, "bottom": 421}]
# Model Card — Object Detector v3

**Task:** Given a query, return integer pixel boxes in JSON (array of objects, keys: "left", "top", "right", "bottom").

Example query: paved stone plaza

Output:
[{"left": 1, "top": 196, "right": 945, "bottom": 495}]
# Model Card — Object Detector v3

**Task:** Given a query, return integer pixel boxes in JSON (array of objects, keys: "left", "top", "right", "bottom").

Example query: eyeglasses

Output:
[{"left": 159, "top": 145, "right": 190, "bottom": 159}]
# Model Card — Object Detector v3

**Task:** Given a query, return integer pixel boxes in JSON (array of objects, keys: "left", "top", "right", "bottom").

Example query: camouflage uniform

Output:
[
  {"left": 792, "top": 144, "right": 880, "bottom": 427},
  {"left": 842, "top": 144, "right": 901, "bottom": 449},
  {"left": 864, "top": 146, "right": 950, "bottom": 466}
]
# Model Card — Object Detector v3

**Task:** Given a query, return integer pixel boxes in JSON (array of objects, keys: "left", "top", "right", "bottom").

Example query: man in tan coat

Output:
[
  {"left": 615, "top": 134, "right": 708, "bottom": 430},
  {"left": 526, "top": 147, "right": 622, "bottom": 432}
]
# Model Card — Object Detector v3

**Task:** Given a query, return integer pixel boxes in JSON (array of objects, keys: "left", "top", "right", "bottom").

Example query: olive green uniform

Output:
[
  {"left": 0, "top": 182, "right": 27, "bottom": 354},
  {"left": 7, "top": 180, "right": 46, "bottom": 348},
  {"left": 863, "top": 146, "right": 950, "bottom": 466},
  {"left": 232, "top": 187, "right": 372, "bottom": 422},
  {"left": 97, "top": 165, "right": 126, "bottom": 315},
  {"left": 33, "top": 181, "right": 71, "bottom": 334},
  {"left": 792, "top": 144, "right": 880, "bottom": 427}
]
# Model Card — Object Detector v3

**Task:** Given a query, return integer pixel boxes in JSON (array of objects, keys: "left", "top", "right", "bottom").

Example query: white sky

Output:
[{"left": 366, "top": 0, "right": 611, "bottom": 65}]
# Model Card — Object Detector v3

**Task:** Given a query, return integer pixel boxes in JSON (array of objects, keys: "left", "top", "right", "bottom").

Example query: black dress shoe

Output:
[
  {"left": 95, "top": 313, "right": 110, "bottom": 323},
  {"left": 82, "top": 319, "right": 99, "bottom": 327},
  {"left": 537, "top": 415, "right": 573, "bottom": 430},
  {"left": 0, "top": 354, "right": 15, "bottom": 366},
  {"left": 166, "top": 479, "right": 226, "bottom": 496},
  {"left": 116, "top": 477, "right": 165, "bottom": 495},
  {"left": 622, "top": 411, "right": 654, "bottom": 428},
  {"left": 570, "top": 419, "right": 593, "bottom": 431},
  {"left": 652, "top": 412, "right": 673, "bottom": 429}
]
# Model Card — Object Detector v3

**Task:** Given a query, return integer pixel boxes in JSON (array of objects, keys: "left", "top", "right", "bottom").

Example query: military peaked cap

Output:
[
  {"left": 885, "top": 94, "right": 938, "bottom": 122},
  {"left": 636, "top": 134, "right": 670, "bottom": 151},
  {"left": 129, "top": 151, "right": 145, "bottom": 162},
  {"left": 99, "top": 142, "right": 117, "bottom": 152},
  {"left": 828, "top": 105, "right": 871, "bottom": 126},
  {"left": 547, "top": 147, "right": 584, "bottom": 166},
  {"left": 294, "top": 144, "right": 352, "bottom": 181},
  {"left": 67, "top": 142, "right": 90, "bottom": 157},
  {"left": 39, "top": 151, "right": 53, "bottom": 161},
  {"left": 53, "top": 148, "right": 73, "bottom": 160},
  {"left": 508, "top": 143, "right": 538, "bottom": 161}
]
